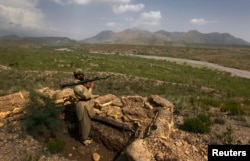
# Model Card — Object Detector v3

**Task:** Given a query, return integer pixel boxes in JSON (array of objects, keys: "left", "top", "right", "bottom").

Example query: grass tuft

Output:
[{"left": 181, "top": 114, "right": 212, "bottom": 134}]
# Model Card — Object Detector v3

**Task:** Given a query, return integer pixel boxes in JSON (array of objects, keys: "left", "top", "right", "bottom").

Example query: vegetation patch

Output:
[
  {"left": 181, "top": 114, "right": 212, "bottom": 134},
  {"left": 221, "top": 100, "right": 244, "bottom": 115},
  {"left": 1, "top": 45, "right": 250, "bottom": 116},
  {"left": 24, "top": 90, "right": 64, "bottom": 141}
]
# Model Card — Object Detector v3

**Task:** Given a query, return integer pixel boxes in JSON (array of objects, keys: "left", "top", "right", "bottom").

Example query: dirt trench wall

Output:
[{"left": 92, "top": 94, "right": 175, "bottom": 161}]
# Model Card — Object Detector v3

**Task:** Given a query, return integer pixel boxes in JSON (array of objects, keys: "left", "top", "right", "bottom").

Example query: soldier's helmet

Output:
[{"left": 73, "top": 68, "right": 84, "bottom": 76}]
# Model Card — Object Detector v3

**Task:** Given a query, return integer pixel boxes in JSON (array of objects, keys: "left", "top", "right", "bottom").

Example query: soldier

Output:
[{"left": 73, "top": 68, "right": 98, "bottom": 146}]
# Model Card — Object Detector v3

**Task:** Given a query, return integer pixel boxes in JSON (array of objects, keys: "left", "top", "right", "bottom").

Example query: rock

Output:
[
  {"left": 12, "top": 107, "right": 23, "bottom": 114},
  {"left": 122, "top": 96, "right": 145, "bottom": 109},
  {"left": 106, "top": 106, "right": 123, "bottom": 120},
  {"left": 0, "top": 111, "right": 11, "bottom": 119},
  {"left": 148, "top": 95, "right": 174, "bottom": 111},
  {"left": 55, "top": 88, "right": 75, "bottom": 100},
  {"left": 92, "top": 152, "right": 101, "bottom": 161},
  {"left": 126, "top": 139, "right": 154, "bottom": 161},
  {"left": 95, "top": 94, "right": 118, "bottom": 110},
  {"left": 111, "top": 98, "right": 124, "bottom": 107},
  {"left": 151, "top": 108, "right": 174, "bottom": 140},
  {"left": 122, "top": 96, "right": 147, "bottom": 118},
  {"left": 144, "top": 102, "right": 153, "bottom": 110},
  {"left": 37, "top": 87, "right": 58, "bottom": 98}
]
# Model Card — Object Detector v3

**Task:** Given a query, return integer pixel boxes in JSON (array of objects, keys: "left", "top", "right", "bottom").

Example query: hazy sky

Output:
[{"left": 0, "top": 0, "right": 250, "bottom": 41}]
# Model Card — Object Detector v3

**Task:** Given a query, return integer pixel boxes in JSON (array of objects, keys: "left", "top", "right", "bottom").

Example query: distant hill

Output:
[
  {"left": 0, "top": 35, "right": 77, "bottom": 45},
  {"left": 23, "top": 36, "right": 77, "bottom": 45},
  {"left": 83, "top": 31, "right": 115, "bottom": 43},
  {"left": 1, "top": 29, "right": 249, "bottom": 46},
  {"left": 81, "top": 28, "right": 250, "bottom": 46},
  {"left": 0, "top": 34, "right": 21, "bottom": 40}
]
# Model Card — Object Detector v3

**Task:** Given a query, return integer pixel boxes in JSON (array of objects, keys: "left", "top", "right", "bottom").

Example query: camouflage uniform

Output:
[{"left": 73, "top": 70, "right": 95, "bottom": 141}]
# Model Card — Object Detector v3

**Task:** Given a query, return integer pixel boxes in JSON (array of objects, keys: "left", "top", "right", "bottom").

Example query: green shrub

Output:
[
  {"left": 24, "top": 90, "right": 64, "bottom": 140},
  {"left": 221, "top": 101, "right": 244, "bottom": 115},
  {"left": 181, "top": 114, "right": 212, "bottom": 133}
]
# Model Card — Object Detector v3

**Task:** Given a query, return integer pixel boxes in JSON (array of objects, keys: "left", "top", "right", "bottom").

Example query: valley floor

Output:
[{"left": 134, "top": 55, "right": 250, "bottom": 79}]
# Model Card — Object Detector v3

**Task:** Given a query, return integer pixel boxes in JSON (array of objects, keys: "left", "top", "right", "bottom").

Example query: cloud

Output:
[
  {"left": 113, "top": 4, "right": 145, "bottom": 14},
  {"left": 0, "top": 0, "right": 39, "bottom": 9},
  {"left": 135, "top": 11, "right": 161, "bottom": 26},
  {"left": 106, "top": 22, "right": 116, "bottom": 27},
  {"left": 51, "top": 0, "right": 130, "bottom": 5},
  {"left": 0, "top": 1, "right": 44, "bottom": 30},
  {"left": 0, "top": 0, "right": 61, "bottom": 37},
  {"left": 190, "top": 18, "right": 210, "bottom": 25},
  {"left": 57, "top": 0, "right": 89, "bottom": 5},
  {"left": 0, "top": 5, "right": 43, "bottom": 29},
  {"left": 125, "top": 17, "right": 134, "bottom": 22},
  {"left": 105, "top": 22, "right": 123, "bottom": 30}
]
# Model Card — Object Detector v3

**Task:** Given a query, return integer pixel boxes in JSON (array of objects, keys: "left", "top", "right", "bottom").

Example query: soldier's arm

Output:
[{"left": 74, "top": 85, "right": 92, "bottom": 100}]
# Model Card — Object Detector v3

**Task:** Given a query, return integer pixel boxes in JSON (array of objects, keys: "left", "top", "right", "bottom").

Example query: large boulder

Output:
[{"left": 126, "top": 139, "right": 154, "bottom": 161}]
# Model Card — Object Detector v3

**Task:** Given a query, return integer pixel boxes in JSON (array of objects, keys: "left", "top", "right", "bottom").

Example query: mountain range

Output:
[
  {"left": 0, "top": 35, "right": 76, "bottom": 45},
  {"left": 1, "top": 28, "right": 249, "bottom": 46},
  {"left": 81, "top": 28, "right": 250, "bottom": 46}
]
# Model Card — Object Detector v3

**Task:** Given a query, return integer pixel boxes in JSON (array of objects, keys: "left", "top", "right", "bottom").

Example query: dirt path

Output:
[{"left": 135, "top": 55, "right": 250, "bottom": 79}]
